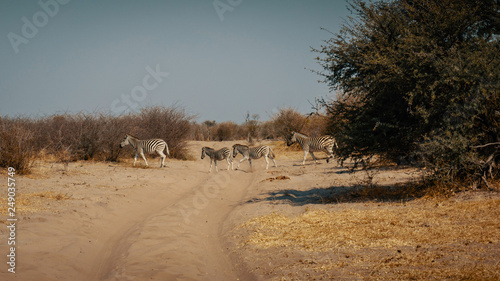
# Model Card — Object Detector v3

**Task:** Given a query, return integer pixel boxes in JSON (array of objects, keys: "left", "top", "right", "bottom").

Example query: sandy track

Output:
[
  {"left": 97, "top": 163, "right": 257, "bottom": 281},
  {"left": 0, "top": 142, "right": 261, "bottom": 281},
  {"left": 2, "top": 140, "right": 496, "bottom": 280}
]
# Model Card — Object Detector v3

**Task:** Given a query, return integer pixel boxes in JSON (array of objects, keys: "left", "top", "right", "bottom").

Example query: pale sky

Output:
[{"left": 1, "top": 0, "right": 350, "bottom": 123}]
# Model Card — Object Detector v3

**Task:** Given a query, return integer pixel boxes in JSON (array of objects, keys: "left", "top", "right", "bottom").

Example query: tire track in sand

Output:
[{"left": 98, "top": 165, "right": 257, "bottom": 281}]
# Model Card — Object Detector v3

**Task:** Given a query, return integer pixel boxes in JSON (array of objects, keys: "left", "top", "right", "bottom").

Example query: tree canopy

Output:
[{"left": 315, "top": 0, "right": 500, "bottom": 188}]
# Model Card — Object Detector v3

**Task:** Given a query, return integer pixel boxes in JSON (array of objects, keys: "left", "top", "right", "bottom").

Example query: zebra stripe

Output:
[
  {"left": 287, "top": 131, "right": 336, "bottom": 165},
  {"left": 120, "top": 134, "right": 170, "bottom": 167},
  {"left": 232, "top": 144, "right": 277, "bottom": 170},
  {"left": 201, "top": 146, "right": 233, "bottom": 172}
]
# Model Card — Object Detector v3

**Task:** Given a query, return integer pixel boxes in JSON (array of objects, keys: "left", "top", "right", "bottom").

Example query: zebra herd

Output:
[{"left": 119, "top": 131, "right": 337, "bottom": 172}]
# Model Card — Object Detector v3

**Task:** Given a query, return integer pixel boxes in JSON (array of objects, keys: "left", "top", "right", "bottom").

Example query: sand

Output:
[{"left": 0, "top": 140, "right": 498, "bottom": 280}]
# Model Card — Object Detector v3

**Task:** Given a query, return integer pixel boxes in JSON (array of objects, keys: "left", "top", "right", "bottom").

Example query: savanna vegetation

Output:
[
  {"left": 0, "top": 106, "right": 329, "bottom": 174},
  {"left": 0, "top": 106, "right": 195, "bottom": 173},
  {"left": 314, "top": 0, "right": 499, "bottom": 189},
  {"left": 1, "top": 0, "right": 498, "bottom": 194}
]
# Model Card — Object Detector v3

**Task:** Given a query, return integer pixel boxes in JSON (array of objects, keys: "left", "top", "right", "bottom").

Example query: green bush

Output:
[{"left": 315, "top": 0, "right": 500, "bottom": 188}]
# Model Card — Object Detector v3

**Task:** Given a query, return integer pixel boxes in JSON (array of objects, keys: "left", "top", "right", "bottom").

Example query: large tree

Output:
[{"left": 315, "top": 0, "right": 500, "bottom": 187}]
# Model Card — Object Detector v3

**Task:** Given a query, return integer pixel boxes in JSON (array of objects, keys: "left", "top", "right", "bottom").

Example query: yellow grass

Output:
[
  {"left": 239, "top": 197, "right": 500, "bottom": 280},
  {"left": 0, "top": 191, "right": 71, "bottom": 216},
  {"left": 242, "top": 198, "right": 500, "bottom": 250}
]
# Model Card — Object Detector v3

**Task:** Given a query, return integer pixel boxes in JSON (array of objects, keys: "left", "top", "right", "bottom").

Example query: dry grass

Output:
[
  {"left": 242, "top": 199, "right": 500, "bottom": 250},
  {"left": 239, "top": 196, "right": 500, "bottom": 280},
  {"left": 0, "top": 191, "right": 71, "bottom": 216}
]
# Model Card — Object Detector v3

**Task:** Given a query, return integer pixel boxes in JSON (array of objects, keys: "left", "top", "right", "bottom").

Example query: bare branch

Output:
[{"left": 471, "top": 142, "right": 500, "bottom": 149}]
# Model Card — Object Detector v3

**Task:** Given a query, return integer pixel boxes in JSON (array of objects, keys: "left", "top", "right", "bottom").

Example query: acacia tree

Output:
[{"left": 315, "top": 0, "right": 500, "bottom": 187}]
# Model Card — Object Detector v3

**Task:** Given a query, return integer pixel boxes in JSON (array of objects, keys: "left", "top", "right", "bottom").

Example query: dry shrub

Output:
[
  {"left": 190, "top": 108, "right": 329, "bottom": 142},
  {"left": 0, "top": 118, "right": 38, "bottom": 174},
  {"left": 130, "top": 106, "right": 195, "bottom": 160},
  {"left": 34, "top": 113, "right": 130, "bottom": 162},
  {"left": 303, "top": 114, "right": 329, "bottom": 137},
  {"left": 99, "top": 114, "right": 133, "bottom": 161},
  {"left": 0, "top": 105, "right": 194, "bottom": 169},
  {"left": 269, "top": 107, "right": 330, "bottom": 144},
  {"left": 271, "top": 107, "right": 308, "bottom": 140},
  {"left": 190, "top": 121, "right": 215, "bottom": 141},
  {"left": 259, "top": 120, "right": 277, "bottom": 140},
  {"left": 214, "top": 121, "right": 239, "bottom": 141}
]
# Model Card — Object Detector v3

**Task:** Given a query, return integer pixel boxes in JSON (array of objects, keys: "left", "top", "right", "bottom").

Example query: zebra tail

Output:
[
  {"left": 165, "top": 144, "right": 170, "bottom": 156},
  {"left": 270, "top": 148, "right": 276, "bottom": 158}
]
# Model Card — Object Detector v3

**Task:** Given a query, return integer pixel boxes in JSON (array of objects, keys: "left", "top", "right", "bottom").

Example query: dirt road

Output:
[
  {"left": 2, "top": 140, "right": 499, "bottom": 280},
  {"left": 0, "top": 141, "right": 266, "bottom": 281}
]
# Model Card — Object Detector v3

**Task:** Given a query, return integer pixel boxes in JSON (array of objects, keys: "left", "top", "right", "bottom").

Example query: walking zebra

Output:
[
  {"left": 232, "top": 144, "right": 277, "bottom": 170},
  {"left": 287, "top": 131, "right": 336, "bottom": 165},
  {"left": 120, "top": 134, "right": 170, "bottom": 167},
  {"left": 201, "top": 147, "right": 233, "bottom": 173}
]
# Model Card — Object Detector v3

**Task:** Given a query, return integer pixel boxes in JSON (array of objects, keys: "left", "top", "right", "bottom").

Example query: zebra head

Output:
[
  {"left": 232, "top": 145, "right": 239, "bottom": 158},
  {"left": 201, "top": 147, "right": 207, "bottom": 159},
  {"left": 286, "top": 131, "right": 297, "bottom": 146},
  {"left": 120, "top": 134, "right": 130, "bottom": 148}
]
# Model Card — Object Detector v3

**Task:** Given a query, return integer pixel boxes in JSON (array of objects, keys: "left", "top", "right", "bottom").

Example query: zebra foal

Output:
[
  {"left": 232, "top": 144, "right": 277, "bottom": 170},
  {"left": 120, "top": 134, "right": 170, "bottom": 167},
  {"left": 287, "top": 131, "right": 336, "bottom": 165},
  {"left": 201, "top": 147, "right": 233, "bottom": 173}
]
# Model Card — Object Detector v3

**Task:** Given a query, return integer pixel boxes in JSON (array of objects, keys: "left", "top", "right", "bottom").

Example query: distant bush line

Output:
[{"left": 0, "top": 106, "right": 328, "bottom": 174}]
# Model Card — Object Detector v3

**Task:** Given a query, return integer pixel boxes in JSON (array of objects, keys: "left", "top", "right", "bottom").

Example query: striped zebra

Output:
[
  {"left": 120, "top": 134, "right": 170, "bottom": 167},
  {"left": 201, "top": 146, "right": 233, "bottom": 173},
  {"left": 232, "top": 144, "right": 277, "bottom": 170},
  {"left": 287, "top": 131, "right": 336, "bottom": 165}
]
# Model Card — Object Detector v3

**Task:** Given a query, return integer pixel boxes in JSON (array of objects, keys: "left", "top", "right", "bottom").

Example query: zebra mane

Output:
[
  {"left": 126, "top": 133, "right": 140, "bottom": 139},
  {"left": 202, "top": 146, "right": 214, "bottom": 151},
  {"left": 293, "top": 131, "right": 308, "bottom": 137},
  {"left": 233, "top": 144, "right": 249, "bottom": 148}
]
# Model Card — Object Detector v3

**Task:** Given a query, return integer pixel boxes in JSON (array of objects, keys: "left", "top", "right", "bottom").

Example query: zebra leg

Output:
[
  {"left": 226, "top": 157, "right": 233, "bottom": 170},
  {"left": 215, "top": 160, "right": 219, "bottom": 172},
  {"left": 325, "top": 148, "right": 334, "bottom": 163},
  {"left": 157, "top": 150, "right": 166, "bottom": 168},
  {"left": 140, "top": 152, "right": 149, "bottom": 167},
  {"left": 134, "top": 153, "right": 138, "bottom": 166},
  {"left": 268, "top": 151, "right": 277, "bottom": 167},
  {"left": 209, "top": 158, "right": 213, "bottom": 173},
  {"left": 271, "top": 156, "right": 277, "bottom": 168},
  {"left": 264, "top": 155, "right": 269, "bottom": 170},
  {"left": 237, "top": 157, "right": 247, "bottom": 169},
  {"left": 310, "top": 152, "right": 318, "bottom": 164},
  {"left": 302, "top": 150, "right": 308, "bottom": 165}
]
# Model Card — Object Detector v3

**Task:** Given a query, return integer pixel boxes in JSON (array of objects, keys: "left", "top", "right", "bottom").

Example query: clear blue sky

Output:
[{"left": 1, "top": 0, "right": 350, "bottom": 123}]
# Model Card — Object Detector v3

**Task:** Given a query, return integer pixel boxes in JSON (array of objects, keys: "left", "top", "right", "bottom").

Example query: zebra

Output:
[
  {"left": 201, "top": 146, "right": 233, "bottom": 173},
  {"left": 287, "top": 131, "right": 336, "bottom": 165},
  {"left": 120, "top": 134, "right": 170, "bottom": 167},
  {"left": 232, "top": 144, "right": 277, "bottom": 170}
]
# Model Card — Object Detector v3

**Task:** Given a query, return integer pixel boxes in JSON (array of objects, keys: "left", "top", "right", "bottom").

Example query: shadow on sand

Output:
[{"left": 246, "top": 182, "right": 426, "bottom": 206}]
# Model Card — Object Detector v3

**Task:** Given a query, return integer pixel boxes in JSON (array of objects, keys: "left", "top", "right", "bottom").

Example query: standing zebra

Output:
[
  {"left": 201, "top": 146, "right": 233, "bottom": 173},
  {"left": 120, "top": 134, "right": 170, "bottom": 167},
  {"left": 232, "top": 144, "right": 277, "bottom": 170},
  {"left": 287, "top": 131, "right": 336, "bottom": 165}
]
